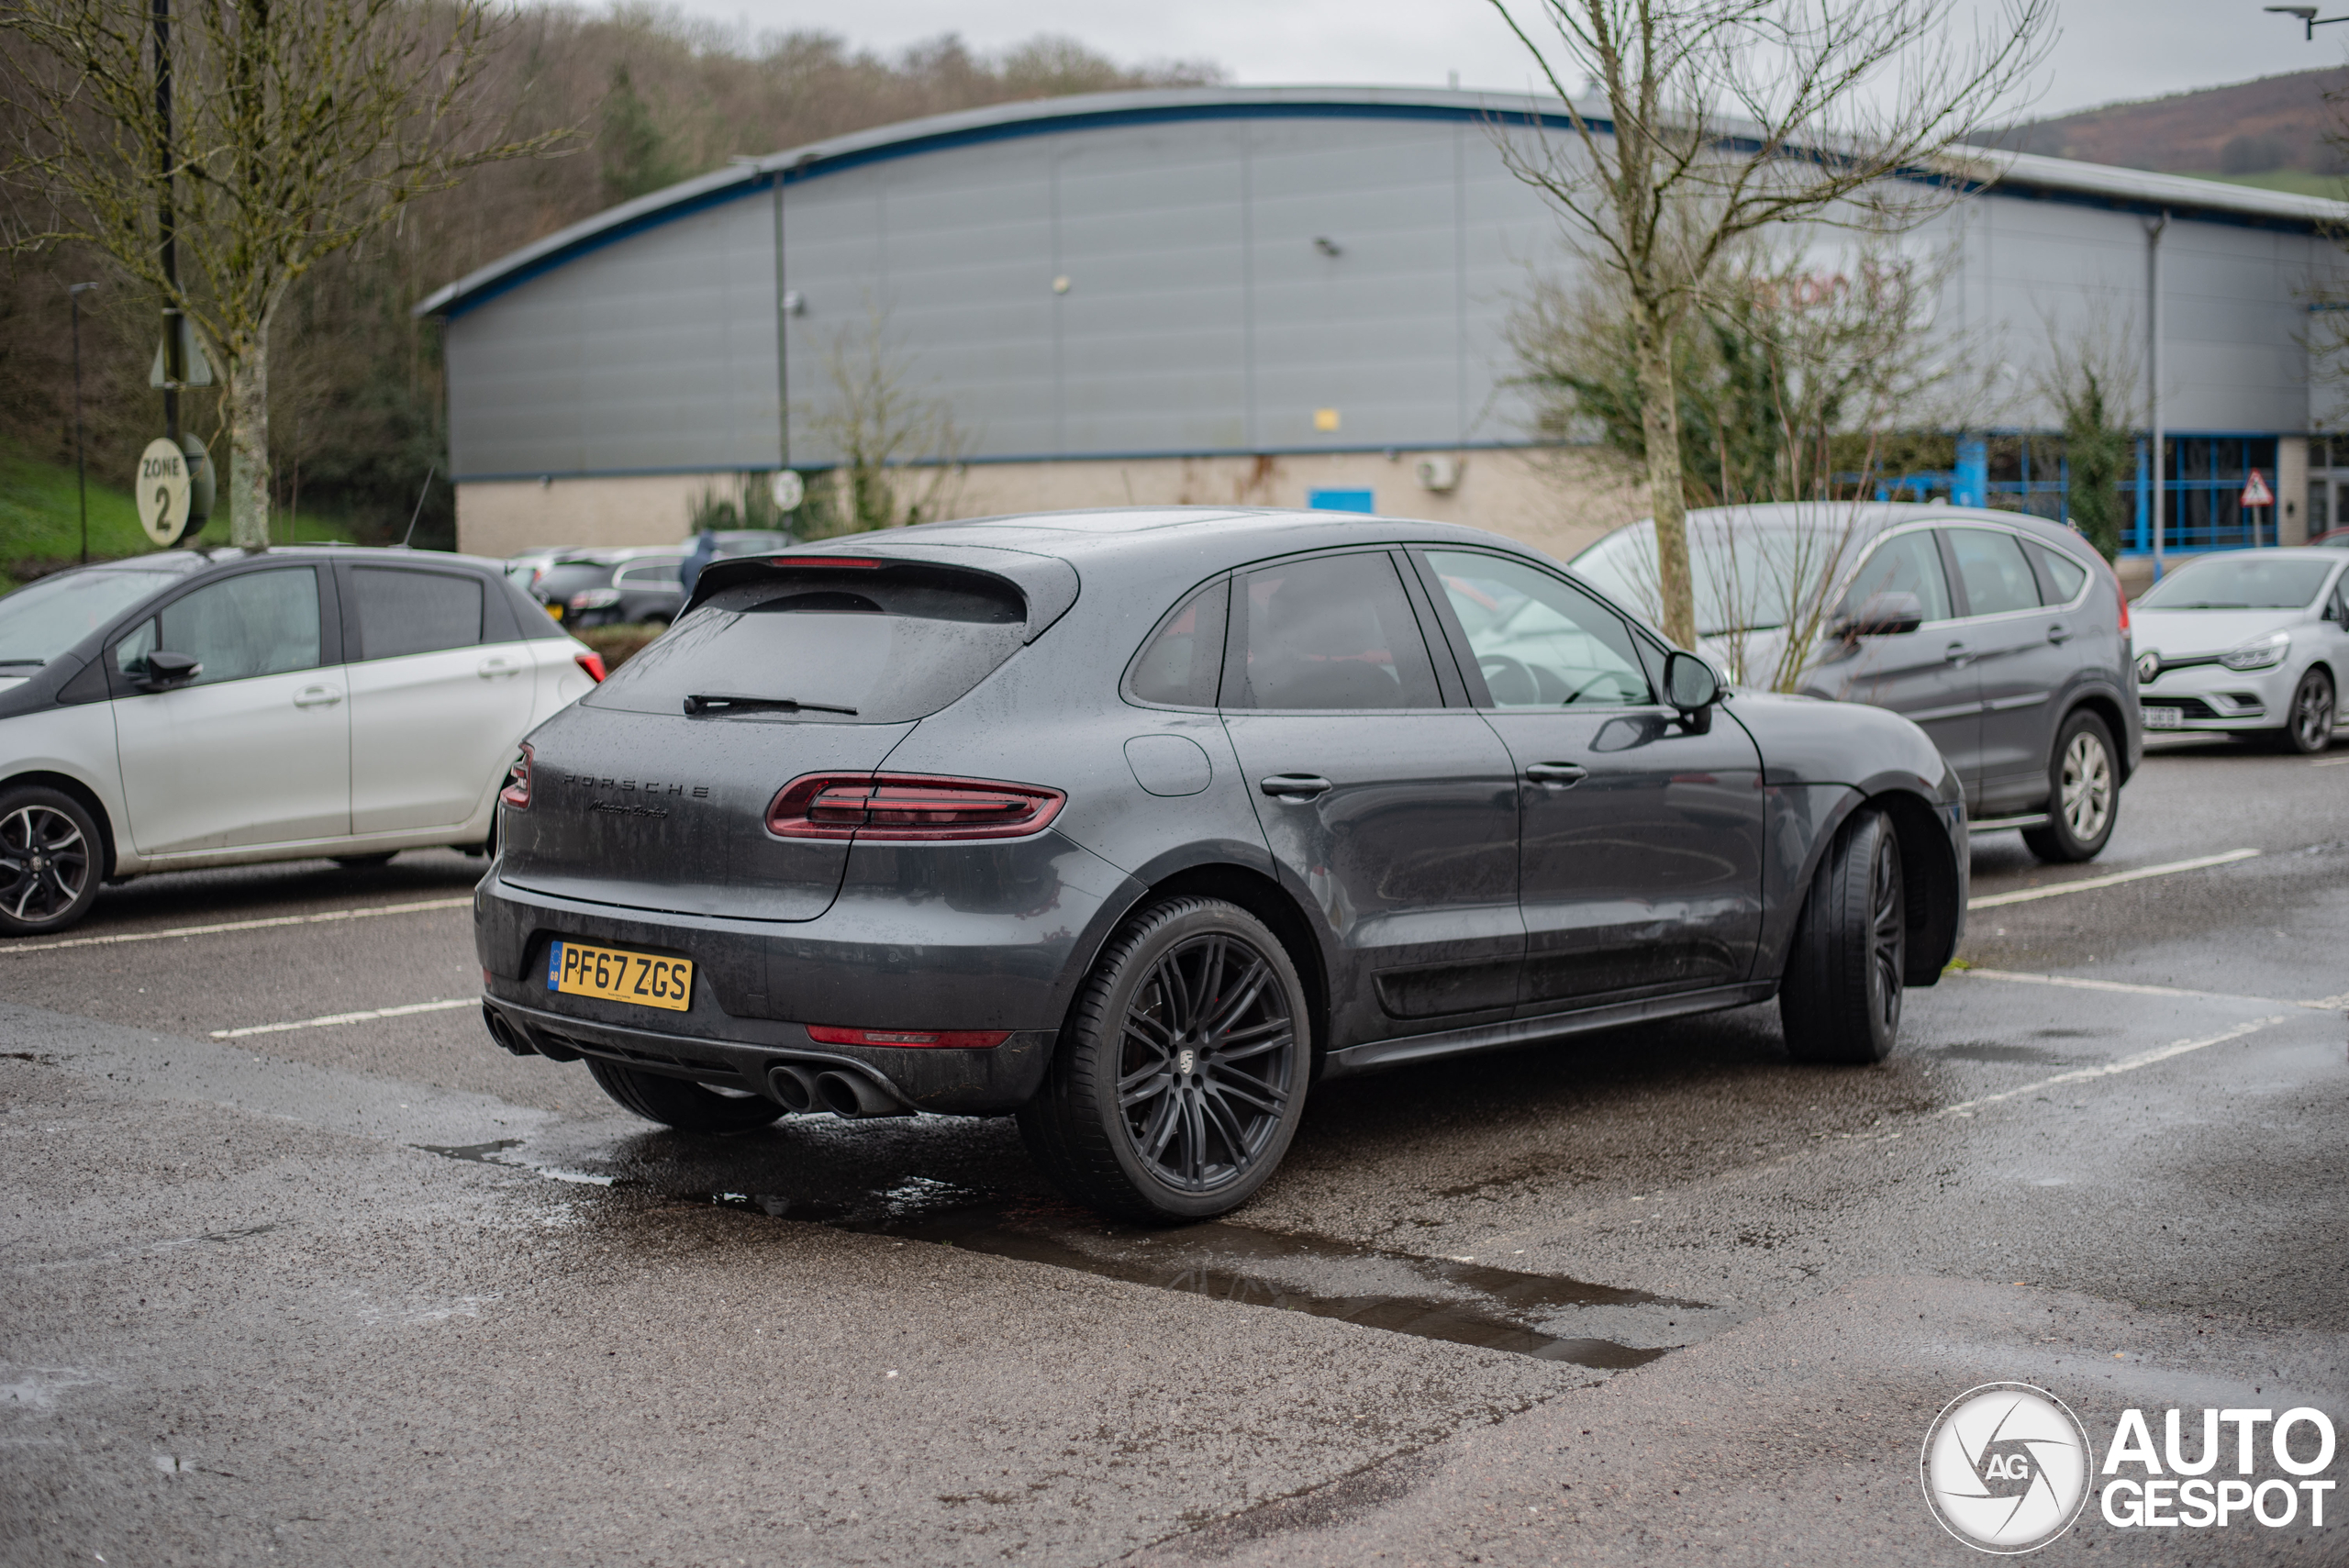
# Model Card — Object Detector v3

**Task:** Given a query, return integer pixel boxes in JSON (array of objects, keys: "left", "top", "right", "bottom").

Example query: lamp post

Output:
[
  {"left": 68, "top": 281, "right": 101, "bottom": 564},
  {"left": 2265, "top": 6, "right": 2349, "bottom": 39}
]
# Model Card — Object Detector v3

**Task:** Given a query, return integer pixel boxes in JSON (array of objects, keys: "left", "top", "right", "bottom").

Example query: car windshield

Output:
[
  {"left": 0, "top": 569, "right": 179, "bottom": 665},
  {"left": 1573, "top": 517, "right": 1869, "bottom": 637},
  {"left": 584, "top": 562, "right": 1028, "bottom": 725},
  {"left": 2135, "top": 556, "right": 2335, "bottom": 610}
]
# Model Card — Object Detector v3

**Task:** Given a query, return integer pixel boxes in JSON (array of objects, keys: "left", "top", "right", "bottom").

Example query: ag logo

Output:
[{"left": 1921, "top": 1383, "right": 2093, "bottom": 1553}]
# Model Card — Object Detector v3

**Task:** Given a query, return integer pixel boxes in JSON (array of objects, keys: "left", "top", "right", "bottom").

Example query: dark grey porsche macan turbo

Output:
[{"left": 477, "top": 508, "right": 1966, "bottom": 1219}]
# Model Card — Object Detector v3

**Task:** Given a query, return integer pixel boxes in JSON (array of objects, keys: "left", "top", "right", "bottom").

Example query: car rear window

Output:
[
  {"left": 351, "top": 567, "right": 484, "bottom": 659},
  {"left": 585, "top": 562, "right": 1028, "bottom": 724}
]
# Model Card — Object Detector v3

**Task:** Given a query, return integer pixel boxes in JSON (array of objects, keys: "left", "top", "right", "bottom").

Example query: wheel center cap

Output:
[{"left": 1175, "top": 1048, "right": 1197, "bottom": 1076}]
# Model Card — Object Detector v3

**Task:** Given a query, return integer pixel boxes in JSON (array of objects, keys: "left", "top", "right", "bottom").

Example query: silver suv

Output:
[{"left": 1575, "top": 503, "right": 2141, "bottom": 862}]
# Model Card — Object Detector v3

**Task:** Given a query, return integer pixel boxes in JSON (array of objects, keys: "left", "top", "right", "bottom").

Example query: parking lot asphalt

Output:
[{"left": 4, "top": 731, "right": 2346, "bottom": 1565}]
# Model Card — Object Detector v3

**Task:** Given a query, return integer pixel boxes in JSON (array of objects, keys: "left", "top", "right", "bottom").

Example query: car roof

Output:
[
  {"left": 802, "top": 506, "right": 1540, "bottom": 572},
  {"left": 88, "top": 544, "right": 512, "bottom": 576}
]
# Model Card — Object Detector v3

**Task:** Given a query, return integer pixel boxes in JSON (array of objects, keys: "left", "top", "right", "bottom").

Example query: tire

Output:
[
  {"left": 2278, "top": 667, "right": 2335, "bottom": 755},
  {"left": 0, "top": 785, "right": 104, "bottom": 937},
  {"left": 332, "top": 851, "right": 397, "bottom": 869},
  {"left": 1019, "top": 897, "right": 1311, "bottom": 1222},
  {"left": 585, "top": 1057, "right": 786, "bottom": 1133},
  {"left": 2021, "top": 709, "right": 2118, "bottom": 863},
  {"left": 1779, "top": 808, "right": 1905, "bottom": 1065}
]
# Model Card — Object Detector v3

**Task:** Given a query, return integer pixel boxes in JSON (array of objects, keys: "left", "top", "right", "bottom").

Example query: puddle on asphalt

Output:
[{"left": 660, "top": 1186, "right": 1692, "bottom": 1369}]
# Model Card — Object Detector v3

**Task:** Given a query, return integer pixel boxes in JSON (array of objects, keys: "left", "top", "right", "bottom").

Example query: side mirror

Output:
[
  {"left": 1663, "top": 650, "right": 1720, "bottom": 732},
  {"left": 1834, "top": 590, "right": 1926, "bottom": 640},
  {"left": 139, "top": 650, "right": 201, "bottom": 691}
]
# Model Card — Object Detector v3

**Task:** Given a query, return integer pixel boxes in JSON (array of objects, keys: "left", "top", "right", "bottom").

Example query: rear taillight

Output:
[
  {"left": 501, "top": 744, "right": 533, "bottom": 809},
  {"left": 765, "top": 773, "right": 1065, "bottom": 840},
  {"left": 574, "top": 651, "right": 607, "bottom": 683},
  {"left": 806, "top": 1025, "right": 1010, "bottom": 1049}
]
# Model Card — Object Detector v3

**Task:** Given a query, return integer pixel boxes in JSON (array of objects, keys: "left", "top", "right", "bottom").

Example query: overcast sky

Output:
[{"left": 669, "top": 1, "right": 2343, "bottom": 122}]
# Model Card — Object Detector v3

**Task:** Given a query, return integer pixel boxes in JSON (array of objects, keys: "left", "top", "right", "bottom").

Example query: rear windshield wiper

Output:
[
  {"left": 683, "top": 692, "right": 858, "bottom": 717},
  {"left": 0, "top": 658, "right": 45, "bottom": 667}
]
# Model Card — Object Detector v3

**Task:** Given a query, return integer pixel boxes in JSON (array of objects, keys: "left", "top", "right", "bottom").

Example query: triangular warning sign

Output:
[
  {"left": 2240, "top": 469, "right": 2274, "bottom": 507},
  {"left": 148, "top": 320, "right": 214, "bottom": 389}
]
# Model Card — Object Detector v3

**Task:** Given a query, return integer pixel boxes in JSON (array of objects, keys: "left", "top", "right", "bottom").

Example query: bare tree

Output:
[
  {"left": 1486, "top": 0, "right": 2048, "bottom": 645},
  {"left": 0, "top": 0, "right": 562, "bottom": 545},
  {"left": 798, "top": 305, "right": 967, "bottom": 536},
  {"left": 1532, "top": 231, "right": 1967, "bottom": 689}
]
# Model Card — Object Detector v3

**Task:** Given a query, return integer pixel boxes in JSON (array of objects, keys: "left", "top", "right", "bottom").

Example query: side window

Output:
[
  {"left": 1839, "top": 531, "right": 1953, "bottom": 623},
  {"left": 148, "top": 569, "right": 322, "bottom": 685},
  {"left": 615, "top": 558, "right": 683, "bottom": 588},
  {"left": 1229, "top": 552, "right": 1441, "bottom": 710},
  {"left": 1128, "top": 579, "right": 1230, "bottom": 707},
  {"left": 1945, "top": 528, "right": 2042, "bottom": 617},
  {"left": 2039, "top": 547, "right": 2090, "bottom": 605},
  {"left": 351, "top": 567, "right": 484, "bottom": 660},
  {"left": 1425, "top": 550, "right": 1652, "bottom": 707}
]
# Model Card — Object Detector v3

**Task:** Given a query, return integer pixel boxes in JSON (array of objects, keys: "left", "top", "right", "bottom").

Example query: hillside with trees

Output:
[
  {"left": 1994, "top": 65, "right": 2349, "bottom": 194},
  {"left": 0, "top": 16, "right": 1215, "bottom": 557}
]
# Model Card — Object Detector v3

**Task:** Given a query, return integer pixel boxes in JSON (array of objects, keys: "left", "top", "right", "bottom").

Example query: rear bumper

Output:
[{"left": 473, "top": 830, "right": 1141, "bottom": 1115}]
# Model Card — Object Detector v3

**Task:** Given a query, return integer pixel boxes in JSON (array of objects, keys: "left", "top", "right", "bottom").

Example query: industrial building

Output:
[{"left": 417, "top": 85, "right": 2349, "bottom": 571}]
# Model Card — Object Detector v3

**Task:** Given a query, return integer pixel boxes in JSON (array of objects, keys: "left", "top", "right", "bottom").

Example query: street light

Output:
[
  {"left": 2266, "top": 6, "right": 2349, "bottom": 39},
  {"left": 67, "top": 281, "right": 100, "bottom": 565}
]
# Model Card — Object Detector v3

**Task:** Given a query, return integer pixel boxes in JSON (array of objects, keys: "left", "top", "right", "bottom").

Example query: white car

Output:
[
  {"left": 2132, "top": 548, "right": 2349, "bottom": 753},
  {"left": 0, "top": 546, "right": 605, "bottom": 936}
]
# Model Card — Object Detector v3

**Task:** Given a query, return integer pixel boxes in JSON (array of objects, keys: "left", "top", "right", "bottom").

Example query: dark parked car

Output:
[
  {"left": 529, "top": 550, "right": 686, "bottom": 628},
  {"left": 1575, "top": 504, "right": 2142, "bottom": 862},
  {"left": 476, "top": 509, "right": 1966, "bottom": 1220}
]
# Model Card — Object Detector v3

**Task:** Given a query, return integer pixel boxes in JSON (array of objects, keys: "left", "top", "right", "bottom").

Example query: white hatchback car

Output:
[
  {"left": 0, "top": 546, "right": 605, "bottom": 935},
  {"left": 2132, "top": 548, "right": 2349, "bottom": 752}
]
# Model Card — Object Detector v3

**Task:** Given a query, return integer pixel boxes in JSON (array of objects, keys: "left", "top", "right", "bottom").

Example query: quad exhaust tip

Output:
[{"left": 768, "top": 1062, "right": 908, "bottom": 1118}]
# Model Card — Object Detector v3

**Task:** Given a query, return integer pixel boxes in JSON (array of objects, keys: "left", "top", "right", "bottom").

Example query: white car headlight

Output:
[{"left": 2218, "top": 629, "right": 2289, "bottom": 671}]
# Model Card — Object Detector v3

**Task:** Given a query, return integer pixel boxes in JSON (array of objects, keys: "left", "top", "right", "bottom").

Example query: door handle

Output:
[
  {"left": 1524, "top": 762, "right": 1588, "bottom": 786},
  {"left": 1943, "top": 642, "right": 1974, "bottom": 665},
  {"left": 2045, "top": 622, "right": 2072, "bottom": 644},
  {"left": 1259, "top": 773, "right": 1333, "bottom": 800},
  {"left": 293, "top": 684, "right": 342, "bottom": 709},
  {"left": 477, "top": 656, "right": 520, "bottom": 678}
]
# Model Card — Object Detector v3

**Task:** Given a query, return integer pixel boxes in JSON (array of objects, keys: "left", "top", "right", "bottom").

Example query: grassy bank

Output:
[{"left": 0, "top": 440, "right": 362, "bottom": 590}]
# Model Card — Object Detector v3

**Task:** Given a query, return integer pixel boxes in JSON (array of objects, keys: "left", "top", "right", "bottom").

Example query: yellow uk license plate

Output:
[{"left": 547, "top": 940, "right": 693, "bottom": 1012}]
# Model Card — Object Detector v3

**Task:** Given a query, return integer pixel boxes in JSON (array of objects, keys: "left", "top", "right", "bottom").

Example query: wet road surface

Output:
[{"left": 4, "top": 733, "right": 2346, "bottom": 1563}]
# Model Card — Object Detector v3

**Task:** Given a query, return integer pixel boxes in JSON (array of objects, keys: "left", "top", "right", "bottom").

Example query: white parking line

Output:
[
  {"left": 4, "top": 896, "right": 472, "bottom": 955},
  {"left": 210, "top": 997, "right": 475, "bottom": 1040},
  {"left": 1960, "top": 967, "right": 2349, "bottom": 1013},
  {"left": 2310, "top": 757, "right": 2349, "bottom": 768},
  {"left": 1966, "top": 848, "right": 2261, "bottom": 910},
  {"left": 1957, "top": 967, "right": 2282, "bottom": 1005},
  {"left": 1937, "top": 1016, "right": 2285, "bottom": 1118}
]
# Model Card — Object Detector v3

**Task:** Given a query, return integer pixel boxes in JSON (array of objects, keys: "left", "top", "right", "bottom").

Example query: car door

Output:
[
  {"left": 1810, "top": 527, "right": 1983, "bottom": 798},
  {"left": 1218, "top": 549, "right": 1524, "bottom": 1048},
  {"left": 1941, "top": 525, "right": 2065, "bottom": 808},
  {"left": 1414, "top": 548, "right": 1766, "bottom": 1010},
  {"left": 109, "top": 564, "right": 350, "bottom": 853},
  {"left": 340, "top": 562, "right": 535, "bottom": 835}
]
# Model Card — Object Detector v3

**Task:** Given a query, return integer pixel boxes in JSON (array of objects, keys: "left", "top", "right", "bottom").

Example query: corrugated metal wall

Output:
[{"left": 443, "top": 107, "right": 2334, "bottom": 484}]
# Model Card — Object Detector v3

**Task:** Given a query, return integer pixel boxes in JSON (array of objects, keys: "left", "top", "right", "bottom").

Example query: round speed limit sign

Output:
[{"left": 137, "top": 438, "right": 194, "bottom": 546}]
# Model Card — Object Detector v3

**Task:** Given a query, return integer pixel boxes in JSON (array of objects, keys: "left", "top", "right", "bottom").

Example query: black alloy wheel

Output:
[
  {"left": 1780, "top": 807, "right": 1904, "bottom": 1065},
  {"left": 2281, "top": 667, "right": 2336, "bottom": 755},
  {"left": 1020, "top": 897, "right": 1309, "bottom": 1222},
  {"left": 585, "top": 1057, "right": 787, "bottom": 1133},
  {"left": 2021, "top": 709, "right": 2119, "bottom": 863},
  {"left": 0, "top": 785, "right": 103, "bottom": 938}
]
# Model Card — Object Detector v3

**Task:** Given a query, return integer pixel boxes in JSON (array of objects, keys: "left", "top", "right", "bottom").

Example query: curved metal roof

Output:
[{"left": 414, "top": 83, "right": 2349, "bottom": 321}]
